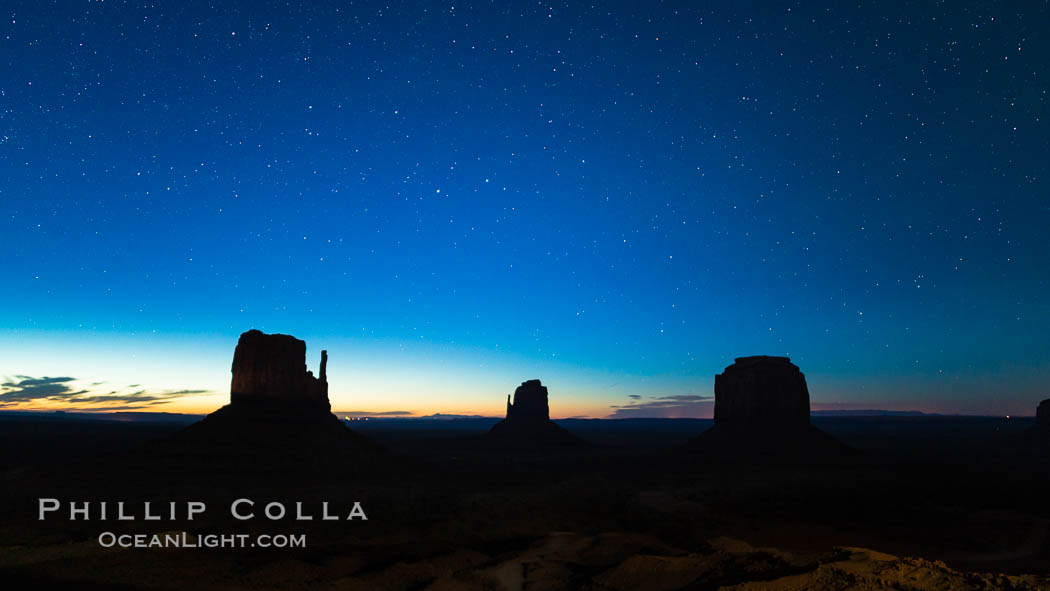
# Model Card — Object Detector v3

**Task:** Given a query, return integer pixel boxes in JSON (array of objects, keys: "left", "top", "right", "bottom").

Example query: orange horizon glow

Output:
[
  {"left": 3, "top": 332, "right": 1046, "bottom": 419},
  {"left": 0, "top": 393, "right": 1033, "bottom": 419},
  {"left": 0, "top": 395, "right": 619, "bottom": 419}
]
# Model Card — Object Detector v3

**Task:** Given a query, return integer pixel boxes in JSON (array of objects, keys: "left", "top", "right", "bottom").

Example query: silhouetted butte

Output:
[
  {"left": 686, "top": 356, "right": 852, "bottom": 460},
  {"left": 159, "top": 330, "right": 377, "bottom": 458},
  {"left": 1020, "top": 398, "right": 1050, "bottom": 451},
  {"left": 485, "top": 379, "right": 584, "bottom": 449}
]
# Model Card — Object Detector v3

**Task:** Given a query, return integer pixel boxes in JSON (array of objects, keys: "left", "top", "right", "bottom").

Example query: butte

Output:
[
  {"left": 685, "top": 356, "right": 852, "bottom": 461},
  {"left": 159, "top": 329, "right": 376, "bottom": 458},
  {"left": 484, "top": 379, "right": 584, "bottom": 449},
  {"left": 1019, "top": 398, "right": 1050, "bottom": 451}
]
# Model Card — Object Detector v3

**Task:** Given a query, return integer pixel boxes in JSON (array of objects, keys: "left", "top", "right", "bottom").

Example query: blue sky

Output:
[{"left": 2, "top": 2, "right": 1048, "bottom": 416}]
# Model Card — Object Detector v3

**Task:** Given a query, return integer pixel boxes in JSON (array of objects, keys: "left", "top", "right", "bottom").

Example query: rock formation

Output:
[
  {"left": 159, "top": 330, "right": 376, "bottom": 458},
  {"left": 1019, "top": 398, "right": 1050, "bottom": 451},
  {"left": 686, "top": 356, "right": 852, "bottom": 461},
  {"left": 505, "top": 379, "right": 551, "bottom": 422},
  {"left": 486, "top": 379, "right": 583, "bottom": 449},
  {"left": 229, "top": 329, "right": 329, "bottom": 409},
  {"left": 714, "top": 356, "right": 810, "bottom": 427}
]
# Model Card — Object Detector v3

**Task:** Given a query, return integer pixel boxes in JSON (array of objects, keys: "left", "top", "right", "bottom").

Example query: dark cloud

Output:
[
  {"left": 0, "top": 375, "right": 211, "bottom": 409},
  {"left": 649, "top": 394, "right": 709, "bottom": 403},
  {"left": 71, "top": 390, "right": 181, "bottom": 404},
  {"left": 73, "top": 404, "right": 177, "bottom": 412},
  {"left": 0, "top": 376, "right": 86, "bottom": 403},
  {"left": 607, "top": 393, "right": 714, "bottom": 419}
]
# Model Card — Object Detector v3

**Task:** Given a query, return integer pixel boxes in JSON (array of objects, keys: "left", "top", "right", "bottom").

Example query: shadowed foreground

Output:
[
  {"left": 0, "top": 413, "right": 1048, "bottom": 590},
  {"left": 1, "top": 338, "right": 1046, "bottom": 589}
]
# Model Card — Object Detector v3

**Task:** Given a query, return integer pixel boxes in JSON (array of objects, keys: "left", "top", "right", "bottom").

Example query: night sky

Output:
[{"left": 2, "top": 2, "right": 1048, "bottom": 417}]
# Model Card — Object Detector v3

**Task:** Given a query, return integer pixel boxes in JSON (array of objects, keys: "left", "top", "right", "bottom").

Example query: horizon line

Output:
[{"left": 0, "top": 408, "right": 1031, "bottom": 419}]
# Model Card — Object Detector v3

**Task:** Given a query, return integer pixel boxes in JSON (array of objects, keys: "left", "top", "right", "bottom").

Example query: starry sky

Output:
[{"left": 2, "top": 1, "right": 1048, "bottom": 418}]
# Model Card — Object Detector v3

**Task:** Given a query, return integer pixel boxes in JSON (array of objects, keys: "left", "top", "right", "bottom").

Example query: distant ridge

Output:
[
  {"left": 812, "top": 409, "right": 932, "bottom": 417},
  {"left": 418, "top": 413, "right": 494, "bottom": 420},
  {"left": 0, "top": 410, "right": 203, "bottom": 423},
  {"left": 333, "top": 413, "right": 498, "bottom": 420}
]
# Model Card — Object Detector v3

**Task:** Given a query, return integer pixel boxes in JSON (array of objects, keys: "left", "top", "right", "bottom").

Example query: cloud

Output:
[
  {"left": 334, "top": 410, "right": 415, "bottom": 417},
  {"left": 0, "top": 375, "right": 212, "bottom": 409},
  {"left": 75, "top": 404, "right": 176, "bottom": 412},
  {"left": 0, "top": 376, "right": 87, "bottom": 402},
  {"left": 607, "top": 393, "right": 714, "bottom": 419},
  {"left": 70, "top": 390, "right": 181, "bottom": 404},
  {"left": 648, "top": 394, "right": 709, "bottom": 403}
]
